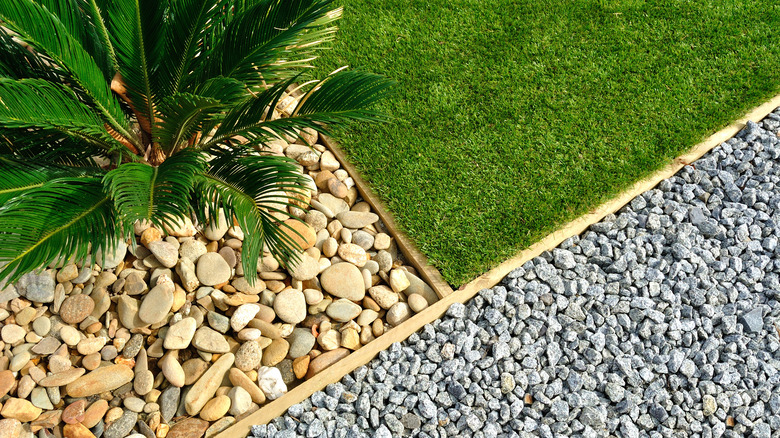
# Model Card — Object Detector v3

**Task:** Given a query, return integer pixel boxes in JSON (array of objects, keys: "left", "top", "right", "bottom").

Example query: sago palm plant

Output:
[{"left": 0, "top": 0, "right": 392, "bottom": 284}]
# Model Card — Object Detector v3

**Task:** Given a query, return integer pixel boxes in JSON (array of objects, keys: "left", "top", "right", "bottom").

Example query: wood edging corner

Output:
[{"left": 217, "top": 94, "right": 780, "bottom": 438}]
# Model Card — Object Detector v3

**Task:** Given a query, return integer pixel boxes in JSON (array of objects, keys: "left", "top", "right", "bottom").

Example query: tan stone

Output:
[
  {"left": 184, "top": 353, "right": 234, "bottom": 416},
  {"left": 280, "top": 220, "right": 316, "bottom": 251},
  {"left": 228, "top": 368, "right": 266, "bottom": 405},
  {"left": 198, "top": 395, "right": 230, "bottom": 422},
  {"left": 63, "top": 423, "right": 96, "bottom": 438},
  {"left": 293, "top": 355, "right": 310, "bottom": 379},
  {"left": 306, "top": 348, "right": 349, "bottom": 379},
  {"left": 65, "top": 364, "right": 134, "bottom": 398},
  {"left": 1, "top": 398, "right": 42, "bottom": 422}
]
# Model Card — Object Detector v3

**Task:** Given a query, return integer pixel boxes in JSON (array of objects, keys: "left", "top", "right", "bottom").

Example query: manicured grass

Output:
[{"left": 315, "top": 0, "right": 780, "bottom": 285}]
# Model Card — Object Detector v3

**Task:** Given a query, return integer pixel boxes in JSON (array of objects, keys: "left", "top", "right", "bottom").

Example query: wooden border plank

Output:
[
  {"left": 218, "top": 95, "right": 780, "bottom": 438},
  {"left": 320, "top": 135, "right": 454, "bottom": 299}
]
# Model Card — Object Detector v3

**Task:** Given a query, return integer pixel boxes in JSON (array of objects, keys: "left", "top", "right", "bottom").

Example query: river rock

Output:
[
  {"left": 179, "top": 239, "right": 207, "bottom": 262},
  {"left": 117, "top": 295, "right": 146, "bottom": 330},
  {"left": 257, "top": 366, "right": 287, "bottom": 400},
  {"left": 203, "top": 209, "right": 230, "bottom": 241},
  {"left": 337, "top": 243, "right": 368, "bottom": 267},
  {"left": 235, "top": 341, "right": 262, "bottom": 371},
  {"left": 326, "top": 299, "right": 362, "bottom": 322},
  {"left": 1, "top": 398, "right": 42, "bottom": 422},
  {"left": 335, "top": 211, "right": 379, "bottom": 229},
  {"left": 159, "top": 351, "right": 185, "bottom": 387},
  {"left": 386, "top": 302, "right": 412, "bottom": 326},
  {"left": 96, "top": 240, "right": 127, "bottom": 269},
  {"left": 287, "top": 328, "right": 316, "bottom": 358},
  {"left": 139, "top": 284, "right": 174, "bottom": 324},
  {"left": 147, "top": 241, "right": 178, "bottom": 268},
  {"left": 192, "top": 326, "right": 230, "bottom": 353},
  {"left": 65, "top": 365, "right": 134, "bottom": 397},
  {"left": 159, "top": 386, "right": 180, "bottom": 423},
  {"left": 261, "top": 339, "right": 289, "bottom": 366},
  {"left": 368, "top": 285, "right": 399, "bottom": 310},
  {"left": 317, "top": 194, "right": 349, "bottom": 216},
  {"left": 228, "top": 386, "right": 252, "bottom": 416},
  {"left": 229, "top": 368, "right": 266, "bottom": 405},
  {"left": 230, "top": 303, "right": 260, "bottom": 332},
  {"left": 103, "top": 410, "right": 137, "bottom": 438},
  {"left": 306, "top": 348, "right": 350, "bottom": 379},
  {"left": 59, "top": 294, "right": 95, "bottom": 324},
  {"left": 184, "top": 353, "right": 234, "bottom": 416},
  {"left": 388, "top": 268, "right": 411, "bottom": 293},
  {"left": 281, "top": 220, "right": 316, "bottom": 250},
  {"left": 274, "top": 289, "right": 306, "bottom": 324},
  {"left": 17, "top": 271, "right": 55, "bottom": 303},
  {"left": 320, "top": 263, "right": 365, "bottom": 301},
  {"left": 0, "top": 419, "right": 22, "bottom": 438},
  {"left": 287, "top": 254, "right": 319, "bottom": 281},
  {"left": 164, "top": 216, "right": 196, "bottom": 237},
  {"left": 167, "top": 418, "right": 208, "bottom": 438},
  {"left": 404, "top": 271, "right": 438, "bottom": 305},
  {"left": 1, "top": 324, "right": 25, "bottom": 344},
  {"left": 196, "top": 253, "right": 231, "bottom": 286},
  {"left": 164, "top": 317, "right": 197, "bottom": 349},
  {"left": 408, "top": 293, "right": 429, "bottom": 313},
  {"left": 199, "top": 395, "right": 230, "bottom": 422}
]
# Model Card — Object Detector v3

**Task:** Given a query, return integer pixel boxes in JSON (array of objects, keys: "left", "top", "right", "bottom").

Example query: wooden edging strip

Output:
[
  {"left": 218, "top": 95, "right": 780, "bottom": 437},
  {"left": 320, "top": 135, "right": 454, "bottom": 299}
]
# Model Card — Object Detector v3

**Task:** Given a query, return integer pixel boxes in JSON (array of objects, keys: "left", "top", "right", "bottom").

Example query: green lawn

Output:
[{"left": 315, "top": 0, "right": 780, "bottom": 285}]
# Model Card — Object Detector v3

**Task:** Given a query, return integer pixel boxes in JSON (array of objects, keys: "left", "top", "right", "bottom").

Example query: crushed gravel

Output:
[{"left": 250, "top": 110, "right": 780, "bottom": 437}]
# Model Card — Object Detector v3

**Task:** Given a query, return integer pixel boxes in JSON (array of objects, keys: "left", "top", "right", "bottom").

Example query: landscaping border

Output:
[{"left": 216, "top": 93, "right": 780, "bottom": 438}]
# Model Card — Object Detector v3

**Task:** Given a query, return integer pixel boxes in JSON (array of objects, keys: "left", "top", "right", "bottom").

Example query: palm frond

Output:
[
  {"left": 103, "top": 149, "right": 205, "bottom": 230},
  {"left": 0, "top": 0, "right": 134, "bottom": 143},
  {"left": 155, "top": 92, "right": 223, "bottom": 154},
  {"left": 200, "top": 0, "right": 341, "bottom": 87},
  {"left": 0, "top": 78, "right": 132, "bottom": 156},
  {"left": 0, "top": 31, "right": 65, "bottom": 81},
  {"left": 160, "top": 0, "right": 228, "bottom": 96},
  {"left": 0, "top": 177, "right": 121, "bottom": 284},
  {"left": 105, "top": 0, "right": 166, "bottom": 134},
  {"left": 35, "top": 0, "right": 113, "bottom": 78},
  {"left": 0, "top": 155, "right": 102, "bottom": 204},
  {"left": 193, "top": 149, "right": 310, "bottom": 284},
  {"left": 0, "top": 128, "right": 107, "bottom": 166},
  {"left": 201, "top": 72, "right": 393, "bottom": 150}
]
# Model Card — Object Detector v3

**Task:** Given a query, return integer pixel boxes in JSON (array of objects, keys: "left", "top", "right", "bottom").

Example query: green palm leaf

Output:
[
  {"left": 103, "top": 149, "right": 206, "bottom": 230},
  {"left": 194, "top": 149, "right": 310, "bottom": 284},
  {"left": 0, "top": 31, "right": 65, "bottom": 81},
  {"left": 201, "top": 0, "right": 340, "bottom": 87},
  {"left": 0, "top": 0, "right": 134, "bottom": 144},
  {"left": 201, "top": 72, "right": 393, "bottom": 150},
  {"left": 0, "top": 155, "right": 102, "bottom": 204},
  {"left": 0, "top": 177, "right": 121, "bottom": 284},
  {"left": 105, "top": 0, "right": 166, "bottom": 134},
  {"left": 155, "top": 92, "right": 223, "bottom": 154},
  {"left": 0, "top": 78, "right": 130, "bottom": 155}
]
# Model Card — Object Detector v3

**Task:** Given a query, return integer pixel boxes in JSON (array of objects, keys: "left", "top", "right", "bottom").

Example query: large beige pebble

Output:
[
  {"left": 320, "top": 263, "right": 365, "bottom": 301},
  {"left": 184, "top": 353, "right": 234, "bottom": 416}
]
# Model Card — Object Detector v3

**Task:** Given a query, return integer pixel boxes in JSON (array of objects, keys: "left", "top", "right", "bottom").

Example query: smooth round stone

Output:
[
  {"left": 207, "top": 311, "right": 230, "bottom": 333},
  {"left": 368, "top": 285, "right": 399, "bottom": 310},
  {"left": 147, "top": 241, "right": 178, "bottom": 268},
  {"left": 17, "top": 271, "right": 55, "bottom": 303},
  {"left": 62, "top": 399, "right": 87, "bottom": 424},
  {"left": 325, "top": 299, "right": 362, "bottom": 323},
  {"left": 356, "top": 309, "right": 379, "bottom": 326},
  {"left": 196, "top": 253, "right": 231, "bottom": 286},
  {"left": 32, "top": 317, "right": 51, "bottom": 337},
  {"left": 281, "top": 220, "right": 316, "bottom": 251},
  {"left": 203, "top": 209, "right": 230, "bottom": 241},
  {"left": 1, "top": 324, "right": 25, "bottom": 344},
  {"left": 287, "top": 254, "right": 319, "bottom": 281},
  {"left": 322, "top": 238, "right": 338, "bottom": 258},
  {"left": 82, "top": 353, "right": 101, "bottom": 370},
  {"left": 15, "top": 307, "right": 36, "bottom": 326},
  {"left": 76, "top": 337, "right": 106, "bottom": 355},
  {"left": 235, "top": 341, "right": 262, "bottom": 371},
  {"left": 373, "top": 233, "right": 392, "bottom": 250},
  {"left": 65, "top": 364, "right": 134, "bottom": 398},
  {"left": 351, "top": 230, "right": 375, "bottom": 250},
  {"left": 404, "top": 272, "right": 439, "bottom": 305},
  {"left": 232, "top": 277, "right": 264, "bottom": 295},
  {"left": 231, "top": 303, "right": 261, "bottom": 332},
  {"left": 388, "top": 269, "right": 411, "bottom": 293},
  {"left": 139, "top": 284, "right": 174, "bottom": 324},
  {"left": 181, "top": 361, "right": 208, "bottom": 387},
  {"left": 179, "top": 239, "right": 207, "bottom": 262},
  {"left": 160, "top": 352, "right": 185, "bottom": 387},
  {"left": 363, "top": 260, "right": 380, "bottom": 275},
  {"left": 192, "top": 327, "right": 230, "bottom": 353},
  {"left": 59, "top": 325, "right": 81, "bottom": 346},
  {"left": 164, "top": 317, "right": 197, "bottom": 349},
  {"left": 124, "top": 397, "right": 145, "bottom": 413},
  {"left": 261, "top": 339, "right": 289, "bottom": 367},
  {"left": 97, "top": 240, "right": 127, "bottom": 269},
  {"left": 59, "top": 294, "right": 95, "bottom": 324},
  {"left": 316, "top": 194, "right": 349, "bottom": 216},
  {"left": 273, "top": 289, "right": 306, "bottom": 324},
  {"left": 337, "top": 243, "right": 368, "bottom": 267},
  {"left": 117, "top": 295, "right": 146, "bottom": 330},
  {"left": 386, "top": 302, "right": 412, "bottom": 326},
  {"left": 303, "top": 289, "right": 323, "bottom": 305},
  {"left": 124, "top": 273, "right": 148, "bottom": 295},
  {"left": 287, "top": 328, "right": 315, "bottom": 359},
  {"left": 320, "top": 263, "right": 365, "bottom": 301},
  {"left": 228, "top": 386, "right": 252, "bottom": 416},
  {"left": 374, "top": 251, "right": 392, "bottom": 272},
  {"left": 335, "top": 211, "right": 379, "bottom": 229},
  {"left": 9, "top": 351, "right": 31, "bottom": 372},
  {"left": 218, "top": 247, "right": 236, "bottom": 268},
  {"left": 306, "top": 348, "right": 349, "bottom": 379},
  {"left": 408, "top": 294, "right": 429, "bottom": 313}
]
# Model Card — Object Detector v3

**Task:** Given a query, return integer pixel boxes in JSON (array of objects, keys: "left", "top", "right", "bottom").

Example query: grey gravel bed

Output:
[{"left": 249, "top": 109, "right": 780, "bottom": 438}]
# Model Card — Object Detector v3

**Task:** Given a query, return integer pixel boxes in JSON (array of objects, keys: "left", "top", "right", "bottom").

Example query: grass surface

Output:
[{"left": 315, "top": 0, "right": 780, "bottom": 285}]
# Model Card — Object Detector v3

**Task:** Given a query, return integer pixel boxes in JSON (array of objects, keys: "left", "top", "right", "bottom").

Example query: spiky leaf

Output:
[{"left": 0, "top": 177, "right": 121, "bottom": 284}]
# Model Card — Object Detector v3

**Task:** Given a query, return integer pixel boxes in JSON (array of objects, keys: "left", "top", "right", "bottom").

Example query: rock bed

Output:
[
  {"left": 251, "top": 112, "right": 780, "bottom": 438},
  {"left": 0, "top": 104, "right": 440, "bottom": 438}
]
